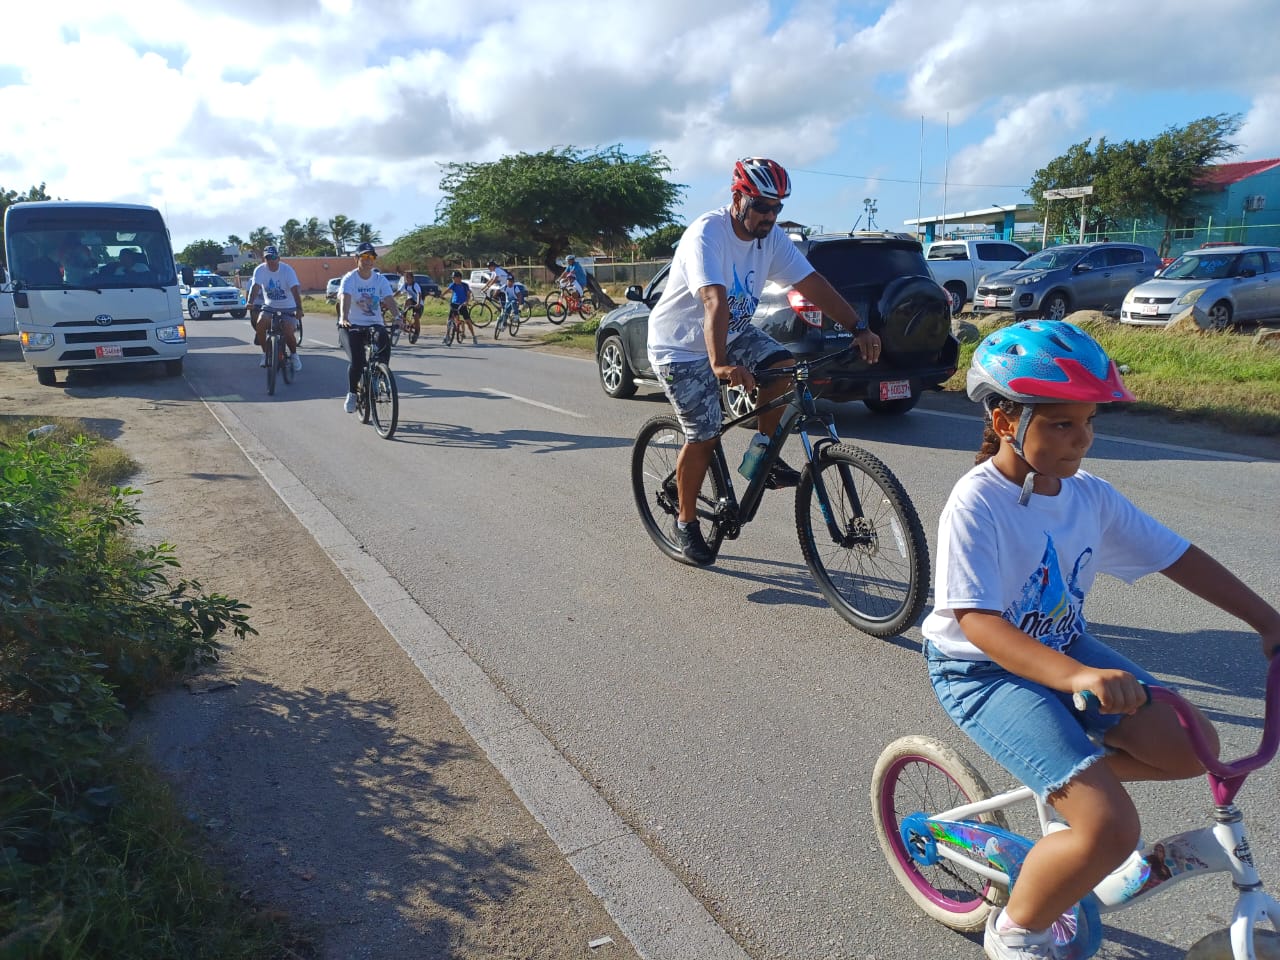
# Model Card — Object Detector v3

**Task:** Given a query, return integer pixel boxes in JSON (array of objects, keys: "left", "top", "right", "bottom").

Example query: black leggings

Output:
[{"left": 339, "top": 325, "right": 388, "bottom": 393}]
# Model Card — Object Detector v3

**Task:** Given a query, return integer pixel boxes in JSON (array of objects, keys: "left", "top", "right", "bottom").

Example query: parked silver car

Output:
[
  {"left": 974, "top": 242, "right": 1160, "bottom": 320},
  {"left": 1120, "top": 244, "right": 1280, "bottom": 329}
]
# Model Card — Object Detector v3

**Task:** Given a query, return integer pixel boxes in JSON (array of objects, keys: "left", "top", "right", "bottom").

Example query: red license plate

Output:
[
  {"left": 880, "top": 379, "right": 911, "bottom": 401},
  {"left": 95, "top": 345, "right": 123, "bottom": 359},
  {"left": 983, "top": 296, "right": 997, "bottom": 308}
]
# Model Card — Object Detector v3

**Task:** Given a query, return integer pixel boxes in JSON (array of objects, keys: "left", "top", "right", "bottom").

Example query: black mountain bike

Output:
[
  {"left": 631, "top": 349, "right": 929, "bottom": 638},
  {"left": 262, "top": 307, "right": 296, "bottom": 396},
  {"left": 353, "top": 325, "right": 398, "bottom": 439}
]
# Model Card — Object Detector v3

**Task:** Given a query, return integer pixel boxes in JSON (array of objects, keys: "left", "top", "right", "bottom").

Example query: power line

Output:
[{"left": 792, "top": 166, "right": 1032, "bottom": 190}]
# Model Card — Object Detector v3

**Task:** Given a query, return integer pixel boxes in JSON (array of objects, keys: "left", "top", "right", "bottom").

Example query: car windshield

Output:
[
  {"left": 1161, "top": 253, "right": 1235, "bottom": 280},
  {"left": 192, "top": 275, "right": 230, "bottom": 288},
  {"left": 807, "top": 242, "right": 929, "bottom": 288},
  {"left": 1017, "top": 247, "right": 1084, "bottom": 270},
  {"left": 7, "top": 221, "right": 177, "bottom": 289}
]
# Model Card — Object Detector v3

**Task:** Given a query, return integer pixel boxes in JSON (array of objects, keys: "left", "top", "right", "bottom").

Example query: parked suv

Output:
[
  {"left": 595, "top": 232, "right": 959, "bottom": 417},
  {"left": 974, "top": 241, "right": 1160, "bottom": 320}
]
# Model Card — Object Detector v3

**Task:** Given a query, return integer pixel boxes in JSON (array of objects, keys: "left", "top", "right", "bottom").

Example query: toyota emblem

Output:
[{"left": 94, "top": 314, "right": 113, "bottom": 326}]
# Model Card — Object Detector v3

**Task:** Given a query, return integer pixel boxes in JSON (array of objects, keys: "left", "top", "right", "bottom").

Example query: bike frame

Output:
[
  {"left": 707, "top": 351, "right": 864, "bottom": 541},
  {"left": 909, "top": 658, "right": 1280, "bottom": 958}
]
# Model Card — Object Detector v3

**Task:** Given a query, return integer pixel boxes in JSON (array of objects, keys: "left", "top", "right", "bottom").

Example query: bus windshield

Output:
[{"left": 7, "top": 212, "right": 177, "bottom": 290}]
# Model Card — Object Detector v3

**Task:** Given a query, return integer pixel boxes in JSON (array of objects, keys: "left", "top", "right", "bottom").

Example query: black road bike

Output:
[
  {"left": 262, "top": 307, "right": 297, "bottom": 396},
  {"left": 352, "top": 325, "right": 399, "bottom": 439},
  {"left": 631, "top": 349, "right": 929, "bottom": 638}
]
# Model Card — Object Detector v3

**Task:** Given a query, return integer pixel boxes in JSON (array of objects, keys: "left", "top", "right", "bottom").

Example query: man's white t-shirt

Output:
[
  {"left": 647, "top": 205, "right": 813, "bottom": 366},
  {"left": 922, "top": 460, "right": 1190, "bottom": 661},
  {"left": 340, "top": 269, "right": 394, "bottom": 326},
  {"left": 488, "top": 267, "right": 512, "bottom": 287},
  {"left": 250, "top": 262, "right": 301, "bottom": 310}
]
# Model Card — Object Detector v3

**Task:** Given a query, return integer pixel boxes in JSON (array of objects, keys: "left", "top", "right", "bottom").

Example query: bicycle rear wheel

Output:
[
  {"left": 281, "top": 339, "right": 294, "bottom": 385},
  {"left": 871, "top": 736, "right": 1008, "bottom": 932},
  {"left": 546, "top": 294, "right": 567, "bottom": 324},
  {"left": 368, "top": 363, "right": 398, "bottom": 439},
  {"left": 266, "top": 332, "right": 278, "bottom": 395},
  {"left": 631, "top": 416, "right": 729, "bottom": 563},
  {"left": 471, "top": 302, "right": 494, "bottom": 327},
  {"left": 795, "top": 442, "right": 928, "bottom": 637}
]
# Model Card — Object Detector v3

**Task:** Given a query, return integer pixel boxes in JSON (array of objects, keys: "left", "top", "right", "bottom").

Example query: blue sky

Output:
[{"left": 3, "top": 0, "right": 1278, "bottom": 252}]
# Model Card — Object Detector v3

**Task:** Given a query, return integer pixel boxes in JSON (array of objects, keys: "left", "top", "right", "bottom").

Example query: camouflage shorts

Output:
[{"left": 654, "top": 326, "right": 790, "bottom": 443}]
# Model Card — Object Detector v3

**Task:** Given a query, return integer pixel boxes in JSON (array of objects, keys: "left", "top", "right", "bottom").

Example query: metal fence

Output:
[
  {"left": 459, "top": 258, "right": 668, "bottom": 292},
  {"left": 985, "top": 220, "right": 1280, "bottom": 258}
]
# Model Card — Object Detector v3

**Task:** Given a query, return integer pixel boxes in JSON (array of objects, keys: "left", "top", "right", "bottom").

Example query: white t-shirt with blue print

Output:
[
  {"left": 646, "top": 205, "right": 813, "bottom": 366},
  {"left": 923, "top": 459, "right": 1190, "bottom": 661},
  {"left": 340, "top": 268, "right": 394, "bottom": 327}
]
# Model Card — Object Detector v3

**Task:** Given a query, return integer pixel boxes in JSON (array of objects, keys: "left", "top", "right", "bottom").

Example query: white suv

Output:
[{"left": 182, "top": 272, "right": 248, "bottom": 320}]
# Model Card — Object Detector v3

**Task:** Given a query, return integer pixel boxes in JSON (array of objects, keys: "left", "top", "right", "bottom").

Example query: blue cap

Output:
[
  {"left": 263, "top": 245, "right": 279, "bottom": 259},
  {"left": 355, "top": 241, "right": 377, "bottom": 257}
]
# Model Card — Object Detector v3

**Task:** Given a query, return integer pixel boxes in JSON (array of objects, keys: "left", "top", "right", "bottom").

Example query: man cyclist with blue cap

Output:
[{"left": 248, "top": 245, "right": 303, "bottom": 372}]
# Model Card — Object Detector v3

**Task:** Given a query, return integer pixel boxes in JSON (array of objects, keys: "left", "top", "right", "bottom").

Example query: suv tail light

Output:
[{"left": 787, "top": 290, "right": 823, "bottom": 328}]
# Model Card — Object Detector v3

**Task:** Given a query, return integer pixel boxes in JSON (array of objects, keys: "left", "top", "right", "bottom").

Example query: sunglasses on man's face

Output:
[
  {"left": 747, "top": 197, "right": 784, "bottom": 216},
  {"left": 358, "top": 253, "right": 376, "bottom": 261}
]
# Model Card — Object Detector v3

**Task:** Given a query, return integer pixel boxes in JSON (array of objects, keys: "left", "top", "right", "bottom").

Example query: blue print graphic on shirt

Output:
[
  {"left": 265, "top": 278, "right": 289, "bottom": 302},
  {"left": 1006, "top": 534, "right": 1090, "bottom": 650},
  {"left": 726, "top": 265, "right": 760, "bottom": 333}
]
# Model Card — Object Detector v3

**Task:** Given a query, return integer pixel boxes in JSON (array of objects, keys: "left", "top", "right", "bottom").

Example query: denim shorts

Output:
[
  {"left": 654, "top": 326, "right": 792, "bottom": 443},
  {"left": 926, "top": 634, "right": 1162, "bottom": 799}
]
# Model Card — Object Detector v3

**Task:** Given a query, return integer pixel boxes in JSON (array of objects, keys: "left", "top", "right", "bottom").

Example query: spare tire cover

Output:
[{"left": 875, "top": 276, "right": 951, "bottom": 364}]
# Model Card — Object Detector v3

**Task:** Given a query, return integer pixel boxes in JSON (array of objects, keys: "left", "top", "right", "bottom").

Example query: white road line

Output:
[
  {"left": 481, "top": 387, "right": 589, "bottom": 419},
  {"left": 195, "top": 393, "right": 746, "bottom": 960}
]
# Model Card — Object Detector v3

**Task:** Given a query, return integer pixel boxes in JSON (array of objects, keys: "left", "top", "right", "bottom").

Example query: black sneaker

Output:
[
  {"left": 674, "top": 520, "right": 715, "bottom": 566},
  {"left": 765, "top": 458, "right": 803, "bottom": 489}
]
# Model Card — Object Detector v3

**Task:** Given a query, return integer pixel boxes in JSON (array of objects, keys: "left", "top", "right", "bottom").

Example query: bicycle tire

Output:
[
  {"left": 471, "top": 301, "right": 494, "bottom": 327},
  {"left": 1186, "top": 928, "right": 1280, "bottom": 959},
  {"left": 546, "top": 295, "right": 567, "bottom": 324},
  {"left": 266, "top": 332, "right": 278, "bottom": 396},
  {"left": 493, "top": 315, "right": 504, "bottom": 339},
  {"left": 445, "top": 319, "right": 456, "bottom": 345},
  {"left": 507, "top": 312, "right": 522, "bottom": 335},
  {"left": 794, "top": 442, "right": 928, "bottom": 638},
  {"left": 368, "top": 363, "right": 398, "bottom": 439},
  {"left": 357, "top": 377, "right": 371, "bottom": 424},
  {"left": 578, "top": 297, "right": 595, "bottom": 320},
  {"left": 389, "top": 322, "right": 401, "bottom": 346},
  {"left": 281, "top": 340, "right": 294, "bottom": 385},
  {"left": 871, "top": 736, "right": 1008, "bottom": 933},
  {"left": 631, "top": 415, "right": 729, "bottom": 563}
]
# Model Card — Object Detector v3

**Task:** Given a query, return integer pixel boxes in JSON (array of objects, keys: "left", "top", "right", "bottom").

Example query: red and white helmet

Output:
[{"left": 731, "top": 158, "right": 791, "bottom": 200}]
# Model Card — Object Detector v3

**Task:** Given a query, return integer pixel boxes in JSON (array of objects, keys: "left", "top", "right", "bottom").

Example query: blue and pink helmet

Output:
[{"left": 966, "top": 320, "right": 1134, "bottom": 407}]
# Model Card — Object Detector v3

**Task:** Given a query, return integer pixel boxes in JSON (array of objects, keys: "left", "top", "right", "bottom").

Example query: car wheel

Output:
[
  {"left": 598, "top": 335, "right": 637, "bottom": 398},
  {"left": 943, "top": 282, "right": 966, "bottom": 315},
  {"left": 1040, "top": 292, "right": 1070, "bottom": 322},
  {"left": 163, "top": 358, "right": 184, "bottom": 377},
  {"left": 36, "top": 367, "right": 57, "bottom": 387},
  {"left": 863, "top": 394, "right": 920, "bottom": 416},
  {"left": 722, "top": 383, "right": 759, "bottom": 426},
  {"left": 1207, "top": 300, "right": 1234, "bottom": 331},
  {"left": 230, "top": 309, "right": 247, "bottom": 319},
  {"left": 186, "top": 299, "right": 201, "bottom": 321}
]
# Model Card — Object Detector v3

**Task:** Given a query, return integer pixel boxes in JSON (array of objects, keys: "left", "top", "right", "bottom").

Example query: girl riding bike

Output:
[{"left": 922, "top": 320, "right": 1280, "bottom": 959}]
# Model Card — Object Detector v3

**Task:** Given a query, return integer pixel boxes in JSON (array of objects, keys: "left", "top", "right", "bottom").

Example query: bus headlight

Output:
[
  {"left": 156, "top": 324, "right": 186, "bottom": 343},
  {"left": 19, "top": 331, "right": 54, "bottom": 350}
]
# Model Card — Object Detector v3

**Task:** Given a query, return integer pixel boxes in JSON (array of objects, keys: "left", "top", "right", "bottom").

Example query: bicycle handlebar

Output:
[
  {"left": 718, "top": 344, "right": 864, "bottom": 385},
  {"left": 1074, "top": 655, "right": 1280, "bottom": 779}
]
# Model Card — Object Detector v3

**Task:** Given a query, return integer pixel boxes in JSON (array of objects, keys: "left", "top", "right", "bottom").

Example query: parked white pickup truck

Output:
[{"left": 925, "top": 239, "right": 1029, "bottom": 314}]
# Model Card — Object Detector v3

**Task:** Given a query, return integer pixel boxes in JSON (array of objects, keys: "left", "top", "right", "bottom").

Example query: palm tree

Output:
[
  {"left": 355, "top": 222, "right": 381, "bottom": 246},
  {"left": 327, "top": 215, "right": 357, "bottom": 256},
  {"left": 277, "top": 220, "right": 303, "bottom": 257},
  {"left": 302, "top": 217, "right": 327, "bottom": 250},
  {"left": 246, "top": 227, "right": 276, "bottom": 259}
]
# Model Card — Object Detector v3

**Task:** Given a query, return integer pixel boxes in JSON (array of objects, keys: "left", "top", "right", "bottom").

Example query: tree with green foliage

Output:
[
  {"left": 635, "top": 223, "right": 686, "bottom": 259},
  {"left": 328, "top": 215, "right": 356, "bottom": 256},
  {"left": 430, "top": 145, "right": 683, "bottom": 306},
  {"left": 246, "top": 227, "right": 275, "bottom": 259},
  {"left": 0, "top": 183, "right": 53, "bottom": 265},
  {"left": 177, "top": 239, "right": 226, "bottom": 271},
  {"left": 1028, "top": 113, "right": 1242, "bottom": 255},
  {"left": 355, "top": 221, "right": 381, "bottom": 246}
]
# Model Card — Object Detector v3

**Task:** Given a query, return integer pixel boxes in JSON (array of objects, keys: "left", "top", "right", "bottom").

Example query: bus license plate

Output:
[
  {"left": 880, "top": 380, "right": 911, "bottom": 401},
  {"left": 95, "top": 345, "right": 123, "bottom": 359}
]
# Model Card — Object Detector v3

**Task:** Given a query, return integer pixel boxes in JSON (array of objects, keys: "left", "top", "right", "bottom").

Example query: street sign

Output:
[{"left": 1042, "top": 186, "right": 1094, "bottom": 200}]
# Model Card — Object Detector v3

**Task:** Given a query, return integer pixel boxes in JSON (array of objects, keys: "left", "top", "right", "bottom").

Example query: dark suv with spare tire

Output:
[{"left": 595, "top": 231, "right": 959, "bottom": 417}]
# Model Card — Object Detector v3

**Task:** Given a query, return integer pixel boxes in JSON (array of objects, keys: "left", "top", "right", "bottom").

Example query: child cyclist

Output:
[
  {"left": 922, "top": 320, "right": 1280, "bottom": 960},
  {"left": 496, "top": 273, "right": 522, "bottom": 335},
  {"left": 443, "top": 270, "right": 478, "bottom": 345}
]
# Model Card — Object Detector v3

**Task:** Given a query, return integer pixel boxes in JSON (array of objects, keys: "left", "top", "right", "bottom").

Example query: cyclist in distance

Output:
[
  {"left": 483, "top": 258, "right": 513, "bottom": 303},
  {"left": 337, "top": 241, "right": 395, "bottom": 413},
  {"left": 557, "top": 253, "right": 587, "bottom": 300},
  {"left": 397, "top": 269, "right": 427, "bottom": 344},
  {"left": 443, "top": 270, "right": 478, "bottom": 345},
  {"left": 646, "top": 156, "right": 881, "bottom": 565},
  {"left": 496, "top": 272, "right": 522, "bottom": 332},
  {"left": 922, "top": 320, "right": 1280, "bottom": 960},
  {"left": 247, "top": 245, "right": 303, "bottom": 371}
]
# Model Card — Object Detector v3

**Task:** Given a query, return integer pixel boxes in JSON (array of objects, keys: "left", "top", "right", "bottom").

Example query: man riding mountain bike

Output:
[{"left": 645, "top": 157, "right": 882, "bottom": 565}]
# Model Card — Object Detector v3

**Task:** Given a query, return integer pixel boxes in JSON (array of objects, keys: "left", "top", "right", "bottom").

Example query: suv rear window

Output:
[{"left": 807, "top": 242, "right": 927, "bottom": 287}]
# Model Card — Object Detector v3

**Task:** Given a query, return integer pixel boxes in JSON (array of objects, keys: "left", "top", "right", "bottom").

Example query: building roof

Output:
[{"left": 1196, "top": 158, "right": 1280, "bottom": 190}]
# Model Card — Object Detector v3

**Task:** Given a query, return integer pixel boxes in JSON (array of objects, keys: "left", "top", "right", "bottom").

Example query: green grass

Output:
[{"left": 947, "top": 316, "right": 1280, "bottom": 436}]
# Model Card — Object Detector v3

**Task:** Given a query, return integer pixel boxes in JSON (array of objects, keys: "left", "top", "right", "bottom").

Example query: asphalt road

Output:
[{"left": 185, "top": 314, "right": 1280, "bottom": 960}]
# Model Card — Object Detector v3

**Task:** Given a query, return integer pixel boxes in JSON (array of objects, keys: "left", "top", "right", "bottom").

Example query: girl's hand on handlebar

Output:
[
  {"left": 714, "top": 364, "right": 755, "bottom": 392},
  {"left": 1071, "top": 667, "right": 1146, "bottom": 715}
]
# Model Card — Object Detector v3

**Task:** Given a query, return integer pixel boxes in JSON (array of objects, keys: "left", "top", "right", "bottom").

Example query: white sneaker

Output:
[
  {"left": 343, "top": 392, "right": 357, "bottom": 414},
  {"left": 291, "top": 353, "right": 302, "bottom": 372},
  {"left": 259, "top": 356, "right": 267, "bottom": 368},
  {"left": 984, "top": 909, "right": 1057, "bottom": 959}
]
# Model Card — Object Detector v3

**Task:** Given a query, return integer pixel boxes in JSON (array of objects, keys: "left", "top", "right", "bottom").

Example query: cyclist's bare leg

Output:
[
  {"left": 283, "top": 321, "right": 298, "bottom": 353},
  {"left": 753, "top": 357, "right": 797, "bottom": 437},
  {"left": 675, "top": 437, "right": 717, "bottom": 524},
  {"left": 254, "top": 315, "right": 273, "bottom": 356}
]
